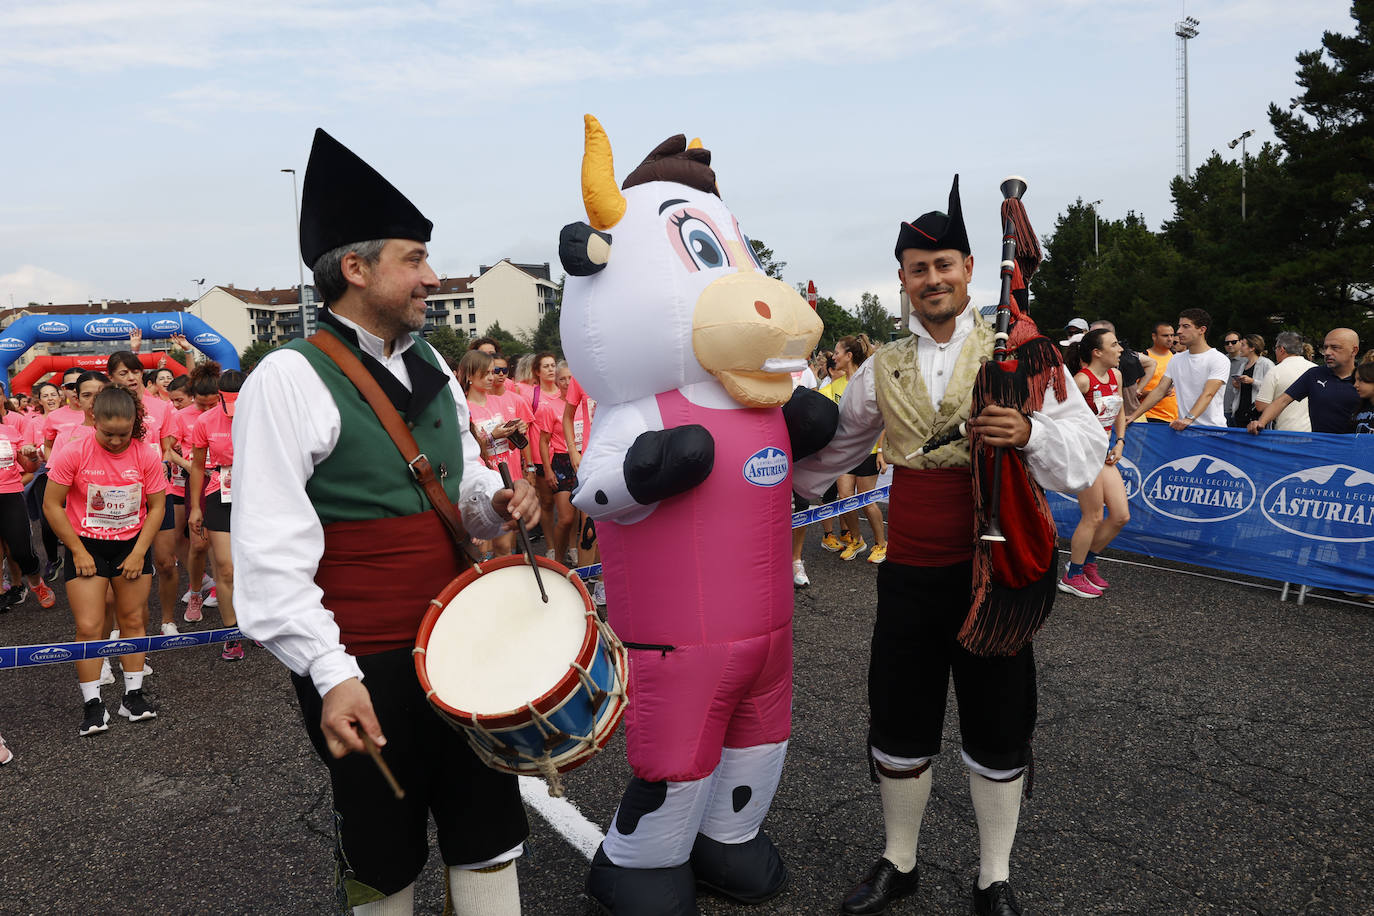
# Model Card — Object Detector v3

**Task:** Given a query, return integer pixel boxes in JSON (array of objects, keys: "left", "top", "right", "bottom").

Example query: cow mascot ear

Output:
[{"left": 560, "top": 222, "right": 612, "bottom": 276}]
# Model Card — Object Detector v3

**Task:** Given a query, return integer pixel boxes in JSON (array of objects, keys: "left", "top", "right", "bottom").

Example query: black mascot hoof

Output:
[
  {"left": 586, "top": 845, "right": 700, "bottom": 916},
  {"left": 690, "top": 831, "right": 789, "bottom": 905}
]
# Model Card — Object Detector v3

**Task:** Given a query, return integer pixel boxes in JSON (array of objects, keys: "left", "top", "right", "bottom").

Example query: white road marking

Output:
[{"left": 519, "top": 776, "right": 605, "bottom": 860}]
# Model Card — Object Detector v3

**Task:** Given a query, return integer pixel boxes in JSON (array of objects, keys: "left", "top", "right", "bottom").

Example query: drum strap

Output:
[{"left": 309, "top": 331, "right": 478, "bottom": 567}]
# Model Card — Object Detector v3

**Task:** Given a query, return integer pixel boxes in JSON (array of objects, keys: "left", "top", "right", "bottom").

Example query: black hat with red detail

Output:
[
  {"left": 299, "top": 128, "right": 433, "bottom": 269},
  {"left": 894, "top": 174, "right": 970, "bottom": 261}
]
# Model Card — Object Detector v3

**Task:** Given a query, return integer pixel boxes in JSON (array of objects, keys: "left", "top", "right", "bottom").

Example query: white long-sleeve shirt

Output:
[
  {"left": 794, "top": 307, "right": 1105, "bottom": 499},
  {"left": 231, "top": 313, "right": 505, "bottom": 697}
]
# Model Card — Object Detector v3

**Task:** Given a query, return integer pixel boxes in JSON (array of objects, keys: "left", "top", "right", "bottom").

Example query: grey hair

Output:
[
  {"left": 312, "top": 239, "right": 388, "bottom": 304},
  {"left": 1089, "top": 319, "right": 1115, "bottom": 332},
  {"left": 1275, "top": 330, "right": 1304, "bottom": 356}
]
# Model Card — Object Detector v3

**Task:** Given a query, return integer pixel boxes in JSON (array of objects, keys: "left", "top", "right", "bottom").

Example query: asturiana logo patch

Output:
[
  {"left": 84, "top": 317, "right": 138, "bottom": 338},
  {"left": 1117, "top": 456, "right": 1142, "bottom": 501},
  {"left": 151, "top": 319, "right": 181, "bottom": 333},
  {"left": 742, "top": 446, "right": 789, "bottom": 488},
  {"left": 37, "top": 320, "right": 70, "bottom": 335},
  {"left": 160, "top": 635, "right": 200, "bottom": 648},
  {"left": 97, "top": 640, "right": 140, "bottom": 657},
  {"left": 1262, "top": 464, "right": 1374, "bottom": 543},
  {"left": 29, "top": 646, "right": 73, "bottom": 663},
  {"left": 0, "top": 337, "right": 27, "bottom": 351},
  {"left": 1141, "top": 454, "right": 1255, "bottom": 522},
  {"left": 192, "top": 332, "right": 222, "bottom": 346}
]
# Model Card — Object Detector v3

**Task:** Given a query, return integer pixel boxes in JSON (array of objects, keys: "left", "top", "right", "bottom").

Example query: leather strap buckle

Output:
[{"left": 408, "top": 453, "right": 431, "bottom": 481}]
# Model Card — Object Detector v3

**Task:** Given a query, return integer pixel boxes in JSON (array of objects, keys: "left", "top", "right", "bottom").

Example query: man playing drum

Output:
[
  {"left": 793, "top": 177, "right": 1103, "bottom": 916},
  {"left": 234, "top": 129, "right": 540, "bottom": 916}
]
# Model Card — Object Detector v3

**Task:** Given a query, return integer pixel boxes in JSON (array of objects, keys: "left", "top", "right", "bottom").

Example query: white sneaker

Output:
[
  {"left": 793, "top": 560, "right": 810, "bottom": 588},
  {"left": 591, "top": 580, "right": 606, "bottom": 607},
  {"left": 161, "top": 622, "right": 180, "bottom": 636},
  {"left": 204, "top": 589, "right": 219, "bottom": 608},
  {"left": 201, "top": 574, "right": 214, "bottom": 590},
  {"left": 180, "top": 590, "right": 194, "bottom": 604},
  {"left": 109, "top": 629, "right": 120, "bottom": 640},
  {"left": 99, "top": 658, "right": 115, "bottom": 686}
]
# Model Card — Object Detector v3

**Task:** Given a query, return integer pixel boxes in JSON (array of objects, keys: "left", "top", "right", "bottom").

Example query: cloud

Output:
[{"left": 0, "top": 266, "right": 91, "bottom": 308}]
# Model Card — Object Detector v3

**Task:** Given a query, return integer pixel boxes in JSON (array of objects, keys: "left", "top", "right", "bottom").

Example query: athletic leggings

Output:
[
  {"left": 28, "top": 473, "right": 60, "bottom": 564},
  {"left": 0, "top": 491, "right": 40, "bottom": 577}
]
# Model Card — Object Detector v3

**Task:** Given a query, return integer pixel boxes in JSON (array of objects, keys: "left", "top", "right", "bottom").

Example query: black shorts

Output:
[
  {"left": 67, "top": 535, "right": 154, "bottom": 581},
  {"left": 550, "top": 453, "right": 578, "bottom": 494},
  {"left": 867, "top": 560, "right": 1045, "bottom": 772},
  {"left": 159, "top": 494, "right": 177, "bottom": 531},
  {"left": 292, "top": 647, "right": 529, "bottom": 903},
  {"left": 848, "top": 453, "right": 880, "bottom": 477},
  {"left": 204, "top": 491, "right": 231, "bottom": 533}
]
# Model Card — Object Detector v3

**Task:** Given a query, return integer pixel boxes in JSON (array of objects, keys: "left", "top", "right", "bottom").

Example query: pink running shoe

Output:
[
  {"left": 185, "top": 592, "right": 204, "bottom": 622},
  {"left": 221, "top": 640, "right": 244, "bottom": 661},
  {"left": 1082, "top": 562, "right": 1109, "bottom": 590},
  {"left": 1057, "top": 572, "right": 1103, "bottom": 598}
]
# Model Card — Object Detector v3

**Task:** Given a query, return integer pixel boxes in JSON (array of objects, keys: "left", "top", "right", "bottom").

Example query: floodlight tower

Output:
[{"left": 1175, "top": 16, "right": 1200, "bottom": 178}]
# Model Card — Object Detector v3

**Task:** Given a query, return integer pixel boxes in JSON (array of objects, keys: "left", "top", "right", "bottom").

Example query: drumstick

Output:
[
  {"left": 359, "top": 729, "right": 405, "bottom": 800},
  {"left": 499, "top": 463, "right": 549, "bottom": 603}
]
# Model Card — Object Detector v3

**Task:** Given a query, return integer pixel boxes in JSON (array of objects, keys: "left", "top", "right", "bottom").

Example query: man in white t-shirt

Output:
[
  {"left": 1254, "top": 330, "right": 1315, "bottom": 431},
  {"left": 1128, "top": 308, "right": 1230, "bottom": 428}
]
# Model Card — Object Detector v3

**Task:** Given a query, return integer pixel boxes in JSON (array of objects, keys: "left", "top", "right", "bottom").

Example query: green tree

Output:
[
  {"left": 815, "top": 296, "right": 862, "bottom": 350},
  {"left": 749, "top": 238, "right": 786, "bottom": 280},
  {"left": 483, "top": 321, "right": 529, "bottom": 358},
  {"left": 1027, "top": 199, "right": 1098, "bottom": 333},
  {"left": 424, "top": 325, "right": 469, "bottom": 367},
  {"left": 239, "top": 339, "right": 280, "bottom": 373},
  {"left": 854, "top": 291, "right": 895, "bottom": 343},
  {"left": 1077, "top": 213, "right": 1185, "bottom": 347}
]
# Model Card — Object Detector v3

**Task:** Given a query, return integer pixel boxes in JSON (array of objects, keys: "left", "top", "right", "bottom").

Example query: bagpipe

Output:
[{"left": 952, "top": 178, "right": 1069, "bottom": 656}]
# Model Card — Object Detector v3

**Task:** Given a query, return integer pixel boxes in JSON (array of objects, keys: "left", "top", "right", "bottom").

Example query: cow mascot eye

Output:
[{"left": 675, "top": 215, "right": 729, "bottom": 271}]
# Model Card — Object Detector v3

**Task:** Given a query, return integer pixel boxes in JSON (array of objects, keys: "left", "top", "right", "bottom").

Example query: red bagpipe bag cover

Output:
[{"left": 962, "top": 282, "right": 1066, "bottom": 657}]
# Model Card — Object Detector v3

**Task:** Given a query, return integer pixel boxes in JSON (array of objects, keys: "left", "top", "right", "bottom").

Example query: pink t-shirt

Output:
[
  {"left": 48, "top": 436, "right": 167, "bottom": 540},
  {"left": 50, "top": 422, "right": 95, "bottom": 457},
  {"left": 534, "top": 391, "right": 571, "bottom": 456},
  {"left": 562, "top": 376, "right": 594, "bottom": 450},
  {"left": 0, "top": 422, "right": 33, "bottom": 494},
  {"left": 467, "top": 390, "right": 534, "bottom": 479},
  {"left": 190, "top": 406, "right": 233, "bottom": 497},
  {"left": 164, "top": 407, "right": 195, "bottom": 498},
  {"left": 26, "top": 413, "right": 47, "bottom": 448},
  {"left": 1, "top": 411, "right": 33, "bottom": 448},
  {"left": 44, "top": 406, "right": 86, "bottom": 456},
  {"left": 141, "top": 392, "right": 173, "bottom": 449}
]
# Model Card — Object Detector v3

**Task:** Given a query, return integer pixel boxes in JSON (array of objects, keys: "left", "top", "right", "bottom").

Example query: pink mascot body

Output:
[{"left": 559, "top": 116, "right": 824, "bottom": 915}]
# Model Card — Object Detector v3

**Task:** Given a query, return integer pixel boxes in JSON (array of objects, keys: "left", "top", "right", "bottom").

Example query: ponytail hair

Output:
[
  {"left": 836, "top": 334, "right": 876, "bottom": 367},
  {"left": 189, "top": 361, "right": 223, "bottom": 397},
  {"left": 1064, "top": 327, "right": 1112, "bottom": 376},
  {"left": 92, "top": 386, "right": 146, "bottom": 442}
]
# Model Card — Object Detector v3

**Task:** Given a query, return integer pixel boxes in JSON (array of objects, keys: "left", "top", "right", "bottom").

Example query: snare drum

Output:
[{"left": 414, "top": 555, "right": 627, "bottom": 789}]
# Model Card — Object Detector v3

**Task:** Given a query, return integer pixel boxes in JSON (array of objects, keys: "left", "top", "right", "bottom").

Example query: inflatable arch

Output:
[
  {"left": 0, "top": 312, "right": 239, "bottom": 395},
  {"left": 10, "top": 354, "right": 188, "bottom": 396}
]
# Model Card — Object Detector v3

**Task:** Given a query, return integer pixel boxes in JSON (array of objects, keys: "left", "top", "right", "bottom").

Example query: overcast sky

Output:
[{"left": 0, "top": 0, "right": 1356, "bottom": 318}]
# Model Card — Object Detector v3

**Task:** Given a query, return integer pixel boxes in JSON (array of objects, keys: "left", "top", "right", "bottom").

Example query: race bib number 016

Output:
[{"left": 85, "top": 483, "right": 142, "bottom": 531}]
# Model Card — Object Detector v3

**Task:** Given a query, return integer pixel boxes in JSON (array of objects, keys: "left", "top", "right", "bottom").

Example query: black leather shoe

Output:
[
  {"left": 840, "top": 858, "right": 919, "bottom": 915},
  {"left": 972, "top": 880, "right": 1022, "bottom": 915}
]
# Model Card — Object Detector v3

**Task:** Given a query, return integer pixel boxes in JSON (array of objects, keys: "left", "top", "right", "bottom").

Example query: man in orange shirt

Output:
[{"left": 1139, "top": 321, "right": 1178, "bottom": 423}]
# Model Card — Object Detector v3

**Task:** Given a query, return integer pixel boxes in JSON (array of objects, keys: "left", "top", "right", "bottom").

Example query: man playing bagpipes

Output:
[{"left": 792, "top": 175, "right": 1104, "bottom": 916}]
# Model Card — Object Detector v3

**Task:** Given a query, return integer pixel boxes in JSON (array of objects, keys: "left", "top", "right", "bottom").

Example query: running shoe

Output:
[
  {"left": 840, "top": 538, "right": 869, "bottom": 561},
  {"left": 1, "top": 585, "right": 27, "bottom": 609},
  {"left": 204, "top": 587, "right": 218, "bottom": 608},
  {"left": 43, "top": 559, "right": 61, "bottom": 582},
  {"left": 79, "top": 698, "right": 110, "bottom": 736},
  {"left": 221, "top": 640, "right": 244, "bottom": 661},
  {"left": 98, "top": 658, "right": 116, "bottom": 686},
  {"left": 161, "top": 621, "right": 180, "bottom": 636},
  {"left": 867, "top": 545, "right": 887, "bottom": 565},
  {"left": 33, "top": 580, "right": 56, "bottom": 609},
  {"left": 591, "top": 580, "right": 606, "bottom": 607},
  {"left": 1082, "top": 562, "right": 1109, "bottom": 590},
  {"left": 180, "top": 589, "right": 194, "bottom": 604},
  {"left": 185, "top": 593, "right": 204, "bottom": 622},
  {"left": 1057, "top": 573, "right": 1103, "bottom": 598},
  {"left": 118, "top": 689, "right": 157, "bottom": 722},
  {"left": 821, "top": 534, "right": 845, "bottom": 551},
  {"left": 793, "top": 560, "right": 810, "bottom": 588}
]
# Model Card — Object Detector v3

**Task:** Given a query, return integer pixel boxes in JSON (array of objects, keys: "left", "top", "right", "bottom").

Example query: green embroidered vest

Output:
[
  {"left": 873, "top": 311, "right": 996, "bottom": 470},
  {"left": 285, "top": 329, "right": 464, "bottom": 526}
]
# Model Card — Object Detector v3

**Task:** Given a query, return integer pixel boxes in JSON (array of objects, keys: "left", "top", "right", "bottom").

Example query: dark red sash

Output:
[
  {"left": 886, "top": 467, "right": 976, "bottom": 567},
  {"left": 316, "top": 511, "right": 466, "bottom": 656}
]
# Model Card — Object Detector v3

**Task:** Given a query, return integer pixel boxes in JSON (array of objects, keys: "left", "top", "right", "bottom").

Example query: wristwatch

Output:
[
  {"left": 525, "top": 464, "right": 537, "bottom": 473},
  {"left": 1184, "top": 412, "right": 1196, "bottom": 420}
]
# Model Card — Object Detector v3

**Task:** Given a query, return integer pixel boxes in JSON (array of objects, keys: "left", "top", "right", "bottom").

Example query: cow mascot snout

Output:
[{"left": 560, "top": 115, "right": 832, "bottom": 915}]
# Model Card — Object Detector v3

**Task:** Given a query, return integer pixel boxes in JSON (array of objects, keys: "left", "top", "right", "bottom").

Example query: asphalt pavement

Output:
[{"left": 1, "top": 534, "right": 1370, "bottom": 915}]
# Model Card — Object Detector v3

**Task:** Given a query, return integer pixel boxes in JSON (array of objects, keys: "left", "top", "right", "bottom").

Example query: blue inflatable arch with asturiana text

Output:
[{"left": 0, "top": 312, "right": 240, "bottom": 394}]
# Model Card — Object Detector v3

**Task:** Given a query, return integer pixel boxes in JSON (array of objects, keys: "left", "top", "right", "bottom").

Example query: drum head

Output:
[{"left": 425, "top": 563, "right": 588, "bottom": 716}]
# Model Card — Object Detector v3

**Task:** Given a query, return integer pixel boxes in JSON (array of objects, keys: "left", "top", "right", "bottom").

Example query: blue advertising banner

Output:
[{"left": 1047, "top": 423, "right": 1374, "bottom": 593}]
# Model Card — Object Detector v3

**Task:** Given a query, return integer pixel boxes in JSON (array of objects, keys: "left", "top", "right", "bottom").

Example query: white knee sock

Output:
[
  {"left": 969, "top": 772, "right": 1023, "bottom": 889},
  {"left": 878, "top": 766, "right": 932, "bottom": 873},
  {"left": 446, "top": 861, "right": 520, "bottom": 916},
  {"left": 352, "top": 882, "right": 413, "bottom": 916},
  {"left": 79, "top": 680, "right": 101, "bottom": 704}
]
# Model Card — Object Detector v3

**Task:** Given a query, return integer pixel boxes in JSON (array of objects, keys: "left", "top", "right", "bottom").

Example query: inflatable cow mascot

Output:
[{"left": 559, "top": 115, "right": 832, "bottom": 915}]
